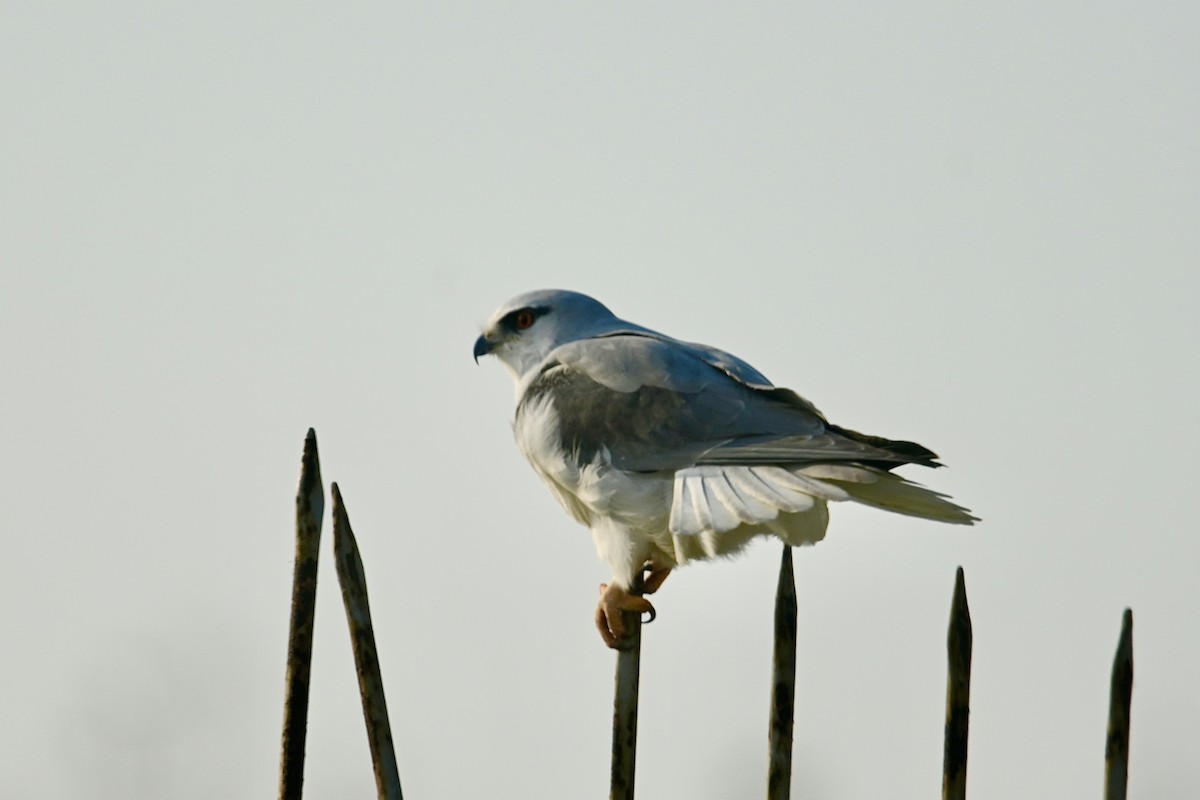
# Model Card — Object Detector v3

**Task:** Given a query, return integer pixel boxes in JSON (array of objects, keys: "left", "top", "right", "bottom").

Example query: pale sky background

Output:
[{"left": 2, "top": 3, "right": 1197, "bottom": 798}]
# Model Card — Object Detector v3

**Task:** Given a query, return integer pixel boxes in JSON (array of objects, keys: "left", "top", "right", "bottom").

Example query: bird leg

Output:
[
  {"left": 595, "top": 582, "right": 655, "bottom": 649},
  {"left": 642, "top": 562, "right": 672, "bottom": 595}
]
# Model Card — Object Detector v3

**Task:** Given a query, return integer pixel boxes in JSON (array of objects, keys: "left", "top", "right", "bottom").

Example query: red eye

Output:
[{"left": 514, "top": 310, "right": 535, "bottom": 330}]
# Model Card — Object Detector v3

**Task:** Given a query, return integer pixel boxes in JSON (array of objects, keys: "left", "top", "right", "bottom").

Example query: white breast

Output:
[{"left": 514, "top": 393, "right": 674, "bottom": 535}]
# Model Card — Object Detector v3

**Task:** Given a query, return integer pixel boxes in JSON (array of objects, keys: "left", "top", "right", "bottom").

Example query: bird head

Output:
[{"left": 474, "top": 289, "right": 622, "bottom": 384}]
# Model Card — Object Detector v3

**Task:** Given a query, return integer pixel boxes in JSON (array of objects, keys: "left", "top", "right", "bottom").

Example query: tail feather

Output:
[
  {"left": 798, "top": 464, "right": 977, "bottom": 524},
  {"left": 669, "top": 463, "right": 976, "bottom": 557}
]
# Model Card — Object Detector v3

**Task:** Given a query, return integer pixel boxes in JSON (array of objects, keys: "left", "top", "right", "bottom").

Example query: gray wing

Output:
[{"left": 519, "top": 334, "right": 938, "bottom": 473}]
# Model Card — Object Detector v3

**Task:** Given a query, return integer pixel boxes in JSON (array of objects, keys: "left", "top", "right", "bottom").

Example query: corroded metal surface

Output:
[
  {"left": 611, "top": 574, "right": 645, "bottom": 800},
  {"left": 279, "top": 428, "right": 324, "bottom": 800},
  {"left": 334, "top": 483, "right": 403, "bottom": 800}
]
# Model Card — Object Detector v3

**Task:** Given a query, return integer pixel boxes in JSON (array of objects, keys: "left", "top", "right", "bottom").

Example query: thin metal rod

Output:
[
  {"left": 942, "top": 566, "right": 973, "bottom": 800},
  {"left": 333, "top": 483, "right": 403, "bottom": 800},
  {"left": 610, "top": 573, "right": 645, "bottom": 800},
  {"left": 767, "top": 546, "right": 798, "bottom": 800},
  {"left": 278, "top": 428, "right": 324, "bottom": 800},
  {"left": 1104, "top": 609, "right": 1134, "bottom": 800}
]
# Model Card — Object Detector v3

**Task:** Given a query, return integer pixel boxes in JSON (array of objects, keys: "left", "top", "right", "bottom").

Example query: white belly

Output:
[
  {"left": 514, "top": 394, "right": 675, "bottom": 584},
  {"left": 513, "top": 393, "right": 833, "bottom": 587}
]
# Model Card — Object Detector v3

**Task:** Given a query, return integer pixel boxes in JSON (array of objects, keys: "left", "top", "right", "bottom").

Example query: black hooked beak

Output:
[{"left": 473, "top": 334, "right": 495, "bottom": 364}]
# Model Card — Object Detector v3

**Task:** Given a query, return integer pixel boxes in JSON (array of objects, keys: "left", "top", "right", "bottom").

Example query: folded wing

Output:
[
  {"left": 518, "top": 332, "right": 976, "bottom": 538},
  {"left": 523, "top": 333, "right": 939, "bottom": 473}
]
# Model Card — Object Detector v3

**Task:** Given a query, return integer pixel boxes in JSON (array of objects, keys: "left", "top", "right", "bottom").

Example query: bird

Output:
[{"left": 474, "top": 289, "right": 976, "bottom": 648}]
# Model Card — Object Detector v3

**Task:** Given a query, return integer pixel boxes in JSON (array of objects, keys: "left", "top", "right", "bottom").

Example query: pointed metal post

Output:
[
  {"left": 278, "top": 429, "right": 324, "bottom": 800},
  {"left": 610, "top": 573, "right": 645, "bottom": 800},
  {"left": 333, "top": 483, "right": 403, "bottom": 800},
  {"left": 768, "top": 546, "right": 798, "bottom": 800},
  {"left": 1104, "top": 609, "right": 1133, "bottom": 800},
  {"left": 943, "top": 566, "right": 972, "bottom": 800}
]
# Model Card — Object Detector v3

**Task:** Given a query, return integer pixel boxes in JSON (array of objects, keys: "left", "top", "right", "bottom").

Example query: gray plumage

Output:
[
  {"left": 521, "top": 335, "right": 938, "bottom": 473},
  {"left": 475, "top": 289, "right": 975, "bottom": 592}
]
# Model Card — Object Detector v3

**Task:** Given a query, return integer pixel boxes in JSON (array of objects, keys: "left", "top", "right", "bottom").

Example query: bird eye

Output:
[{"left": 514, "top": 310, "right": 535, "bottom": 330}]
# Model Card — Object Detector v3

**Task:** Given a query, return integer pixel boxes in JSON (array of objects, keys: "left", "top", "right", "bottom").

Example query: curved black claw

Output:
[{"left": 642, "top": 606, "right": 657, "bottom": 625}]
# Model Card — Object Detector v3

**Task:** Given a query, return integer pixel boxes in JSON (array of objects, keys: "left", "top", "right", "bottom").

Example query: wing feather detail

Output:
[
  {"left": 701, "top": 475, "right": 743, "bottom": 532},
  {"left": 797, "top": 464, "right": 978, "bottom": 524},
  {"left": 718, "top": 471, "right": 778, "bottom": 521},
  {"left": 740, "top": 467, "right": 815, "bottom": 513},
  {"left": 691, "top": 473, "right": 716, "bottom": 531},
  {"left": 670, "top": 466, "right": 816, "bottom": 536},
  {"left": 695, "top": 432, "right": 939, "bottom": 469},
  {"left": 669, "top": 463, "right": 976, "bottom": 538}
]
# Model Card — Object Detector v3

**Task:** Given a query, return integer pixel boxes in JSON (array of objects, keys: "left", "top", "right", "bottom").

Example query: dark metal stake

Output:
[
  {"left": 768, "top": 546, "right": 798, "bottom": 800},
  {"left": 278, "top": 429, "right": 324, "bottom": 800},
  {"left": 333, "top": 483, "right": 403, "bottom": 800},
  {"left": 1104, "top": 609, "right": 1134, "bottom": 800},
  {"left": 943, "top": 566, "right": 973, "bottom": 800},
  {"left": 610, "top": 574, "right": 645, "bottom": 800}
]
